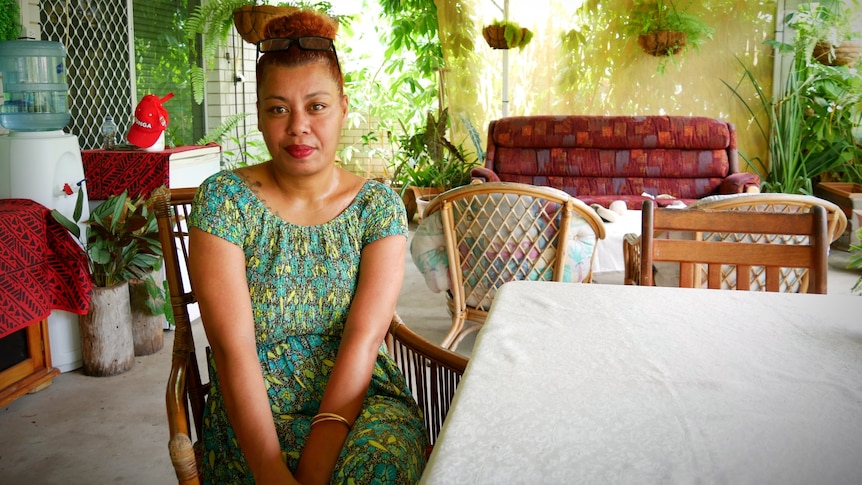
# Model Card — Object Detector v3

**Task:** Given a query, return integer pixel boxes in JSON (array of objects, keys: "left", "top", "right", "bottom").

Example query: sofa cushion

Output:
[{"left": 489, "top": 115, "right": 733, "bottom": 150}]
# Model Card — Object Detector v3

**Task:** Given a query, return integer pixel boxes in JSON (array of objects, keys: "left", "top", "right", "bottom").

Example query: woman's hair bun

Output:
[{"left": 264, "top": 9, "right": 338, "bottom": 40}]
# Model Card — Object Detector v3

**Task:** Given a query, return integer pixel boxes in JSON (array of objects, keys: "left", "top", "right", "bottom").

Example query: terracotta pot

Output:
[
  {"left": 637, "top": 31, "right": 687, "bottom": 56},
  {"left": 78, "top": 282, "right": 135, "bottom": 377}
]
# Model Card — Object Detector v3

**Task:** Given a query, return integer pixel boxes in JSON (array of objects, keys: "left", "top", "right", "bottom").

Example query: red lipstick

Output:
[{"left": 286, "top": 145, "right": 314, "bottom": 158}]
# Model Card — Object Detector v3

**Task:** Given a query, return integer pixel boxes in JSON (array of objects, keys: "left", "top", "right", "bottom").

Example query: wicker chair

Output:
[
  {"left": 386, "top": 313, "right": 467, "bottom": 456},
  {"left": 624, "top": 193, "right": 845, "bottom": 290},
  {"left": 637, "top": 199, "right": 829, "bottom": 293},
  {"left": 153, "top": 187, "right": 467, "bottom": 483},
  {"left": 422, "top": 182, "right": 606, "bottom": 350}
]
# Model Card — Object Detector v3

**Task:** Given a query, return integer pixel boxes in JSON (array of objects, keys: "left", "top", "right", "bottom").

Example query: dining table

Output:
[{"left": 420, "top": 281, "right": 862, "bottom": 484}]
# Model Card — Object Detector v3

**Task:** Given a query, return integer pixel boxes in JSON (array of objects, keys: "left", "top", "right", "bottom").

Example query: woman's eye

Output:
[
  {"left": 310, "top": 103, "right": 326, "bottom": 112},
  {"left": 269, "top": 106, "right": 287, "bottom": 114}
]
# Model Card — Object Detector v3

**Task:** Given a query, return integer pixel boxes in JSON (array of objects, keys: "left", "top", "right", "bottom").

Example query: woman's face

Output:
[{"left": 257, "top": 61, "right": 347, "bottom": 176}]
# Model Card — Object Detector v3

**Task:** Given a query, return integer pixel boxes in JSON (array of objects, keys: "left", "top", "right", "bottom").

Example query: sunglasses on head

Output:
[{"left": 257, "top": 36, "right": 341, "bottom": 72}]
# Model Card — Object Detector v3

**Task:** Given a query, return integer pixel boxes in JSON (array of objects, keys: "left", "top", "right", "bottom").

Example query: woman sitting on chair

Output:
[{"left": 187, "top": 9, "right": 425, "bottom": 485}]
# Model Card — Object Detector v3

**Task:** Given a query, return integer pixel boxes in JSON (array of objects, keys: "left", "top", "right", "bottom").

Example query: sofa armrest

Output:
[
  {"left": 470, "top": 166, "right": 501, "bottom": 183},
  {"left": 718, "top": 172, "right": 761, "bottom": 195}
]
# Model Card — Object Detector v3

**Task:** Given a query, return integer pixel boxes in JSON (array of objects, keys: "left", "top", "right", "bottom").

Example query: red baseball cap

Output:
[{"left": 128, "top": 93, "right": 174, "bottom": 148}]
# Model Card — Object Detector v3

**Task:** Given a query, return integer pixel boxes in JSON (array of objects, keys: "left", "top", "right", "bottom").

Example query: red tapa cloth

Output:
[
  {"left": 0, "top": 199, "right": 92, "bottom": 338},
  {"left": 82, "top": 144, "right": 218, "bottom": 199}
]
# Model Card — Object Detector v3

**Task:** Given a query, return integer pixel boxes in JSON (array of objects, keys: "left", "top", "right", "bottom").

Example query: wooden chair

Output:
[
  {"left": 153, "top": 187, "right": 467, "bottom": 483},
  {"left": 638, "top": 199, "right": 829, "bottom": 293},
  {"left": 153, "top": 187, "right": 208, "bottom": 485},
  {"left": 423, "top": 182, "right": 606, "bottom": 350},
  {"left": 685, "top": 193, "right": 847, "bottom": 244}
]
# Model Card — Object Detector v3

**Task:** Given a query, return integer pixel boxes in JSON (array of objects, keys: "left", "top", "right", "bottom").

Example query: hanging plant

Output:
[
  {"left": 185, "top": 1, "right": 336, "bottom": 104},
  {"left": 482, "top": 19, "right": 533, "bottom": 51},
  {"left": 781, "top": 0, "right": 862, "bottom": 67},
  {"left": 621, "top": 0, "right": 714, "bottom": 72}
]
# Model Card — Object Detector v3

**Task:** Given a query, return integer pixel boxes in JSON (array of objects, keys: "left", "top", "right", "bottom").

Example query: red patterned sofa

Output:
[{"left": 471, "top": 115, "right": 761, "bottom": 209}]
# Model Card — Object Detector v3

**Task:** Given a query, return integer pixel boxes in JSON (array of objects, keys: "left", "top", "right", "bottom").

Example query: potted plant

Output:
[
  {"left": 782, "top": 0, "right": 862, "bottom": 66},
  {"left": 123, "top": 194, "right": 171, "bottom": 356},
  {"left": 391, "top": 108, "right": 480, "bottom": 219},
  {"left": 482, "top": 19, "right": 533, "bottom": 50},
  {"left": 751, "top": 1, "right": 862, "bottom": 242},
  {"left": 0, "top": 0, "right": 22, "bottom": 41},
  {"left": 185, "top": 1, "right": 334, "bottom": 103},
  {"left": 621, "top": 0, "right": 714, "bottom": 73},
  {"left": 723, "top": 54, "right": 852, "bottom": 196},
  {"left": 52, "top": 190, "right": 162, "bottom": 376}
]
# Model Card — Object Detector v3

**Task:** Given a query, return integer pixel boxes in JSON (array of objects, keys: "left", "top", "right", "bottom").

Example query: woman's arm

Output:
[
  {"left": 189, "top": 227, "right": 299, "bottom": 485},
  {"left": 294, "top": 233, "right": 407, "bottom": 485}
]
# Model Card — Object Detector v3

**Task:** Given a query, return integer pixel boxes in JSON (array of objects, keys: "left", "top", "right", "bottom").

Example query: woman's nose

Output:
[{"left": 286, "top": 110, "right": 310, "bottom": 135}]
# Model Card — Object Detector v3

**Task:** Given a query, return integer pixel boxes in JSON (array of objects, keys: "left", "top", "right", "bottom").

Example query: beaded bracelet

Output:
[{"left": 311, "top": 412, "right": 351, "bottom": 429}]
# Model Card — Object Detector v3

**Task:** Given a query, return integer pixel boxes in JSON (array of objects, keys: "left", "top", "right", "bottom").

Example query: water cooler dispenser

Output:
[{"left": 0, "top": 39, "right": 90, "bottom": 372}]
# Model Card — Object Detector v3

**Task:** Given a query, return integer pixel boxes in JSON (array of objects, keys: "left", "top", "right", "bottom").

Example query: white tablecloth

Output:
[
  {"left": 592, "top": 210, "right": 641, "bottom": 274},
  {"left": 420, "top": 281, "right": 862, "bottom": 484}
]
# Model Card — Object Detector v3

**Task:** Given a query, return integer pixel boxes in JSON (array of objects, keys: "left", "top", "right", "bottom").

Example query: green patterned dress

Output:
[{"left": 189, "top": 171, "right": 426, "bottom": 484}]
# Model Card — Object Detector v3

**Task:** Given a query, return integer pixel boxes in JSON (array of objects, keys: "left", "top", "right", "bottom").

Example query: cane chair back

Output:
[
  {"left": 386, "top": 313, "right": 468, "bottom": 456},
  {"left": 640, "top": 199, "right": 829, "bottom": 293},
  {"left": 153, "top": 187, "right": 208, "bottom": 485},
  {"left": 423, "top": 182, "right": 605, "bottom": 350}
]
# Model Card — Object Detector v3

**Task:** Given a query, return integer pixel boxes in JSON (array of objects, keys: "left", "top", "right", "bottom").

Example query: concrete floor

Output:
[{"left": 1, "top": 226, "right": 859, "bottom": 484}]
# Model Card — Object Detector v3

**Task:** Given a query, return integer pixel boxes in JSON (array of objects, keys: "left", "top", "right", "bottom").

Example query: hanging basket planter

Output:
[
  {"left": 482, "top": 23, "right": 533, "bottom": 50},
  {"left": 812, "top": 40, "right": 862, "bottom": 67},
  {"left": 637, "top": 30, "right": 688, "bottom": 56},
  {"left": 233, "top": 4, "right": 299, "bottom": 45}
]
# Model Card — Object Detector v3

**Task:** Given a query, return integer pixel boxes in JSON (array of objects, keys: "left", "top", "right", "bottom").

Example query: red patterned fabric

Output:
[
  {"left": 484, "top": 116, "right": 761, "bottom": 209},
  {"left": 82, "top": 144, "right": 218, "bottom": 199},
  {"left": 0, "top": 199, "right": 92, "bottom": 338}
]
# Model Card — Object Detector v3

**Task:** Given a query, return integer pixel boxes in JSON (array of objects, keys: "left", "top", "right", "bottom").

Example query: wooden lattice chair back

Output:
[
  {"left": 423, "top": 182, "right": 605, "bottom": 349},
  {"left": 152, "top": 187, "right": 208, "bottom": 485},
  {"left": 683, "top": 193, "right": 844, "bottom": 292},
  {"left": 686, "top": 193, "right": 847, "bottom": 243},
  {"left": 386, "top": 313, "right": 468, "bottom": 457},
  {"left": 639, "top": 199, "right": 829, "bottom": 294}
]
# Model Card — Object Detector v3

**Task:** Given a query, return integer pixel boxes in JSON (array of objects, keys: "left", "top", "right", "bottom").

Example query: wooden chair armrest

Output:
[{"left": 623, "top": 233, "right": 641, "bottom": 286}]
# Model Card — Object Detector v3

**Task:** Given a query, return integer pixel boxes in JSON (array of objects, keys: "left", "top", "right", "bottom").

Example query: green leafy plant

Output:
[
  {"left": 780, "top": 0, "right": 861, "bottom": 59},
  {"left": 0, "top": 0, "right": 22, "bottom": 41},
  {"left": 196, "top": 112, "right": 269, "bottom": 168},
  {"left": 621, "top": 0, "right": 714, "bottom": 72},
  {"left": 340, "top": 0, "right": 443, "bottom": 179},
  {"left": 52, "top": 189, "right": 164, "bottom": 288},
  {"left": 185, "top": 1, "right": 334, "bottom": 104},
  {"left": 758, "top": 2, "right": 862, "bottom": 186},
  {"left": 723, "top": 56, "right": 851, "bottom": 195},
  {"left": 391, "top": 108, "right": 480, "bottom": 192}
]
